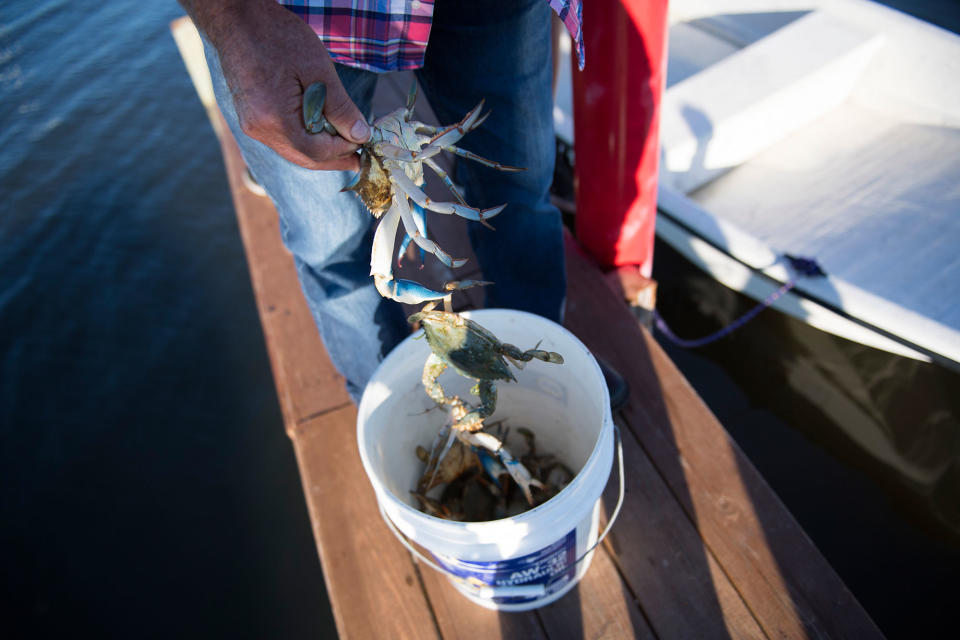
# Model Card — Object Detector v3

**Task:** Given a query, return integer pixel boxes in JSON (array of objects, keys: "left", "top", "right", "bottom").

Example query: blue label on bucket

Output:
[{"left": 432, "top": 530, "right": 577, "bottom": 604}]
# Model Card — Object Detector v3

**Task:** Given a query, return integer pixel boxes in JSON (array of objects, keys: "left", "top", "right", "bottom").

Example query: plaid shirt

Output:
[{"left": 277, "top": 0, "right": 584, "bottom": 73}]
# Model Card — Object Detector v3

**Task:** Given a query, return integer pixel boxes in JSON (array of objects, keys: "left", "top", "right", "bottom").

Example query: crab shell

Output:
[{"left": 415, "top": 311, "right": 517, "bottom": 382}]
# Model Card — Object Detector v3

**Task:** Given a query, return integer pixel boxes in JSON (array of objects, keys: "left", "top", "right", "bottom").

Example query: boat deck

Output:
[
  {"left": 172, "top": 16, "right": 882, "bottom": 638},
  {"left": 654, "top": 0, "right": 960, "bottom": 368}
]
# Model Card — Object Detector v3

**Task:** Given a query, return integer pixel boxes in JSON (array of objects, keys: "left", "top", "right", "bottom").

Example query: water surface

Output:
[{"left": 1, "top": 2, "right": 334, "bottom": 636}]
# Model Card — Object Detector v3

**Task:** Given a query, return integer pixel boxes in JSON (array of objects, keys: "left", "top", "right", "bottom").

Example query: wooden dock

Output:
[{"left": 173, "top": 17, "right": 882, "bottom": 639}]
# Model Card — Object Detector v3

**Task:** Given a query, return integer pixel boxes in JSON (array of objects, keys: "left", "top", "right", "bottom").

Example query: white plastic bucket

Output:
[{"left": 357, "top": 309, "right": 619, "bottom": 611}]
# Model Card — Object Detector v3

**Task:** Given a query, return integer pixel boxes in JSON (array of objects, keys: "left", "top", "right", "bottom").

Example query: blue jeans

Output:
[{"left": 205, "top": 0, "right": 564, "bottom": 402}]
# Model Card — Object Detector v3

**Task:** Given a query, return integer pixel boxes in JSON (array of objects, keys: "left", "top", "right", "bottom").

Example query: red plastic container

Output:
[{"left": 572, "top": 0, "right": 670, "bottom": 276}]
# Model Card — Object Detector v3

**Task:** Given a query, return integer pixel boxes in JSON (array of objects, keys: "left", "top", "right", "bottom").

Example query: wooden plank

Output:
[
  {"left": 170, "top": 17, "right": 224, "bottom": 139},
  {"left": 292, "top": 405, "right": 440, "bottom": 638},
  {"left": 561, "top": 235, "right": 883, "bottom": 639},
  {"left": 218, "top": 119, "right": 352, "bottom": 426},
  {"left": 417, "top": 566, "right": 548, "bottom": 639},
  {"left": 415, "top": 517, "right": 655, "bottom": 640},
  {"left": 594, "top": 417, "right": 766, "bottom": 640},
  {"left": 538, "top": 548, "right": 657, "bottom": 640}
]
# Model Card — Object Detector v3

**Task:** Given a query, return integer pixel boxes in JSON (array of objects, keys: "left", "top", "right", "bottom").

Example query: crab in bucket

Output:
[
  {"left": 303, "top": 81, "right": 523, "bottom": 304},
  {"left": 411, "top": 421, "right": 577, "bottom": 522},
  {"left": 407, "top": 303, "right": 564, "bottom": 506}
]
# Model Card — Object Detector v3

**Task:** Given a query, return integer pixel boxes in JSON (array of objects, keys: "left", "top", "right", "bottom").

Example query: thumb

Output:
[{"left": 320, "top": 74, "right": 370, "bottom": 144}]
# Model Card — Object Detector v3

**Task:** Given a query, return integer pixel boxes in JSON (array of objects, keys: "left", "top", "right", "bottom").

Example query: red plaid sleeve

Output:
[{"left": 277, "top": 0, "right": 584, "bottom": 73}]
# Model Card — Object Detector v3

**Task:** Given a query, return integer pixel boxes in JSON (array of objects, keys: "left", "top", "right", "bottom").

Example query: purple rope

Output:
[{"left": 653, "top": 279, "right": 797, "bottom": 349}]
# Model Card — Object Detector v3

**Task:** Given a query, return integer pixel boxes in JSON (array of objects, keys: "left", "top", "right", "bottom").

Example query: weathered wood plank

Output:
[
  {"left": 416, "top": 528, "right": 655, "bottom": 640},
  {"left": 418, "top": 566, "right": 548, "bottom": 640},
  {"left": 561, "top": 236, "right": 766, "bottom": 638},
  {"left": 598, "top": 417, "right": 765, "bottom": 640},
  {"left": 562, "top": 235, "right": 883, "bottom": 639},
  {"left": 218, "top": 121, "right": 352, "bottom": 425},
  {"left": 292, "top": 406, "right": 440, "bottom": 639},
  {"left": 538, "top": 548, "right": 657, "bottom": 640}
]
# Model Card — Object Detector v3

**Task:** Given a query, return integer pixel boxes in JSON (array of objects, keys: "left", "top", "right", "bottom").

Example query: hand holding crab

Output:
[{"left": 304, "top": 82, "right": 523, "bottom": 304}]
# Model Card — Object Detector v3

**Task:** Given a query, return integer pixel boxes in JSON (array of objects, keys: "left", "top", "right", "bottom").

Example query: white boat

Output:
[{"left": 556, "top": 0, "right": 960, "bottom": 371}]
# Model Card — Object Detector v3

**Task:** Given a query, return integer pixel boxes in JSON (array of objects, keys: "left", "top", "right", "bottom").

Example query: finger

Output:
[
  {"left": 290, "top": 127, "right": 361, "bottom": 170},
  {"left": 311, "top": 72, "right": 370, "bottom": 144},
  {"left": 278, "top": 142, "right": 360, "bottom": 172},
  {"left": 261, "top": 125, "right": 360, "bottom": 171},
  {"left": 240, "top": 108, "right": 360, "bottom": 171}
]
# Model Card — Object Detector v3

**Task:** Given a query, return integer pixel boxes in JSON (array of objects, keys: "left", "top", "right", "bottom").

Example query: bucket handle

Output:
[{"left": 378, "top": 424, "right": 626, "bottom": 601}]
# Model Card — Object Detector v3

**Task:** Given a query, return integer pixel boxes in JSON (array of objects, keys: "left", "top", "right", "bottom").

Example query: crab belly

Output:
[{"left": 346, "top": 151, "right": 392, "bottom": 216}]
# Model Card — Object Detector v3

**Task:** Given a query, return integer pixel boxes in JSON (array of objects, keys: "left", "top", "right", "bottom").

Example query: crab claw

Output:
[
  {"left": 444, "top": 279, "right": 492, "bottom": 292},
  {"left": 477, "top": 449, "right": 509, "bottom": 486},
  {"left": 395, "top": 193, "right": 468, "bottom": 269},
  {"left": 375, "top": 275, "right": 474, "bottom": 305},
  {"left": 372, "top": 206, "right": 464, "bottom": 303},
  {"left": 302, "top": 82, "right": 339, "bottom": 136},
  {"left": 457, "top": 430, "right": 544, "bottom": 506},
  {"left": 497, "top": 447, "right": 545, "bottom": 506}
]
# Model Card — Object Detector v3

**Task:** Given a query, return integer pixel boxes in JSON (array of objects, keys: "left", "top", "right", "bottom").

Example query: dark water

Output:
[
  {"left": 1, "top": 1, "right": 334, "bottom": 637},
  {"left": 2, "top": 0, "right": 959, "bottom": 638}
]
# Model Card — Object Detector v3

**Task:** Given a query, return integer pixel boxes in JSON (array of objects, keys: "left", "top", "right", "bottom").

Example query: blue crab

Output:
[
  {"left": 408, "top": 305, "right": 564, "bottom": 504},
  {"left": 303, "top": 82, "right": 523, "bottom": 304}
]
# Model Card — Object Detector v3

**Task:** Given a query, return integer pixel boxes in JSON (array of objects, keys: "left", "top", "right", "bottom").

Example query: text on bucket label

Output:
[{"left": 433, "top": 530, "right": 577, "bottom": 604}]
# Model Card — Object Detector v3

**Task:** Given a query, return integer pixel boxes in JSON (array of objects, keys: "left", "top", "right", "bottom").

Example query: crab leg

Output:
[
  {"left": 456, "top": 430, "right": 544, "bottom": 506},
  {"left": 423, "top": 157, "right": 469, "bottom": 206},
  {"left": 403, "top": 81, "right": 418, "bottom": 120},
  {"left": 375, "top": 141, "right": 442, "bottom": 163},
  {"left": 390, "top": 170, "right": 505, "bottom": 225},
  {"left": 395, "top": 194, "right": 467, "bottom": 269},
  {"left": 396, "top": 201, "right": 428, "bottom": 267},
  {"left": 442, "top": 145, "right": 525, "bottom": 172},
  {"left": 371, "top": 203, "right": 478, "bottom": 303},
  {"left": 446, "top": 379, "right": 494, "bottom": 432},
  {"left": 502, "top": 342, "right": 565, "bottom": 367},
  {"left": 427, "top": 101, "right": 490, "bottom": 148}
]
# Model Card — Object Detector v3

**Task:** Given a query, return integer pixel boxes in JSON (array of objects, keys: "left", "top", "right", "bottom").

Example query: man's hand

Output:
[{"left": 181, "top": 0, "right": 369, "bottom": 171}]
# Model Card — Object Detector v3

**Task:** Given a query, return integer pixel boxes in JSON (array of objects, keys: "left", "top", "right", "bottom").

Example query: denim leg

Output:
[
  {"left": 203, "top": 40, "right": 408, "bottom": 402},
  {"left": 416, "top": 0, "right": 566, "bottom": 323}
]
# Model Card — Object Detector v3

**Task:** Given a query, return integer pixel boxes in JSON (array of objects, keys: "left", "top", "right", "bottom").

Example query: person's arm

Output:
[{"left": 179, "top": 0, "right": 369, "bottom": 171}]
